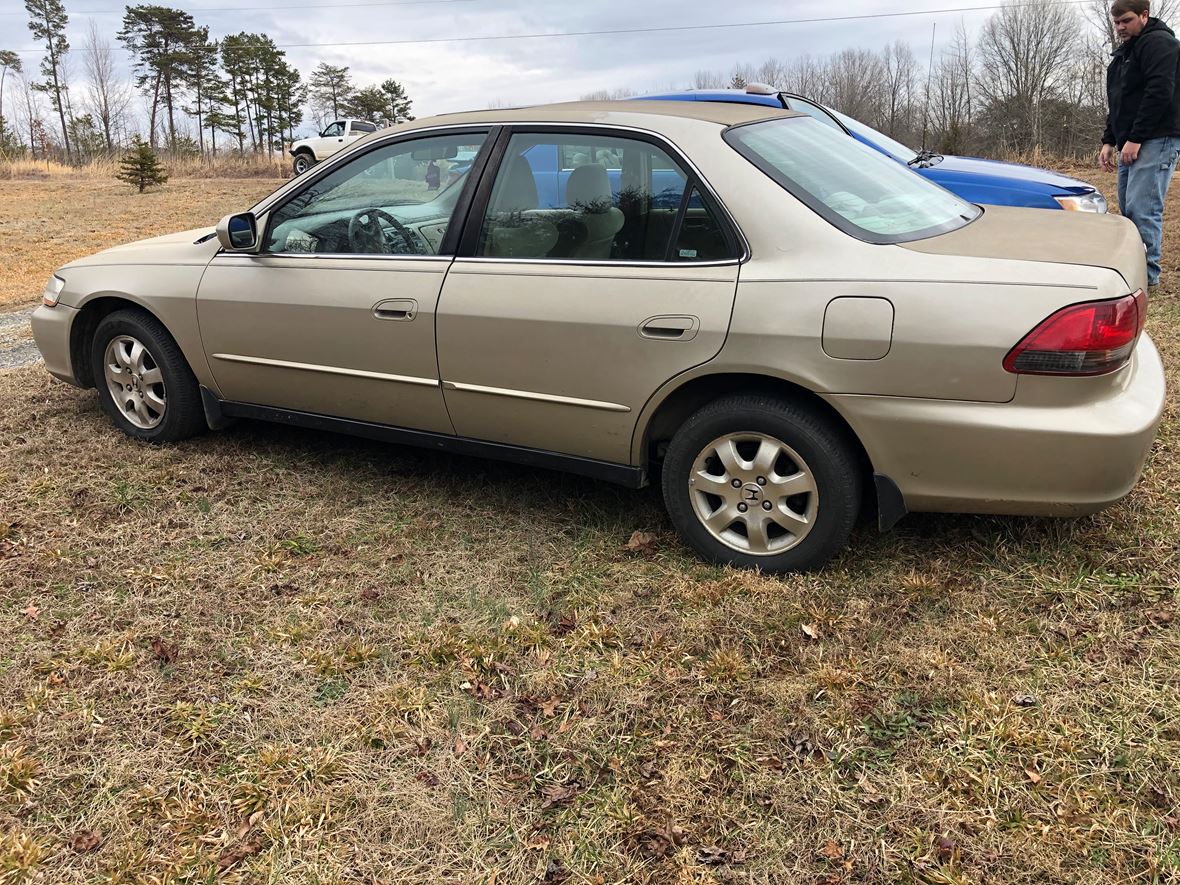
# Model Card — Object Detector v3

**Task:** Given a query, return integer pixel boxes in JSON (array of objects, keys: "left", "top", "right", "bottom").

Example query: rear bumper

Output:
[
  {"left": 830, "top": 335, "right": 1166, "bottom": 516},
  {"left": 30, "top": 304, "right": 81, "bottom": 386}
]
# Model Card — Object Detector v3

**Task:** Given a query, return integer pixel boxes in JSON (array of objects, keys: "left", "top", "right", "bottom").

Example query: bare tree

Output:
[
  {"left": 827, "top": 48, "right": 886, "bottom": 124},
  {"left": 929, "top": 22, "right": 977, "bottom": 153},
  {"left": 579, "top": 87, "right": 637, "bottom": 101},
  {"left": 82, "top": 19, "right": 131, "bottom": 152},
  {"left": 15, "top": 70, "right": 43, "bottom": 156},
  {"left": 781, "top": 54, "right": 829, "bottom": 102},
  {"left": 691, "top": 69, "right": 725, "bottom": 89},
  {"left": 976, "top": 0, "right": 1081, "bottom": 151},
  {"left": 881, "top": 40, "right": 920, "bottom": 141}
]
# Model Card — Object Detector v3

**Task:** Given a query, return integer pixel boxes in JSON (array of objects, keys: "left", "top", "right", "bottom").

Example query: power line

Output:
[
  {"left": 6, "top": 0, "right": 1100, "bottom": 53},
  {"left": 0, "top": 0, "right": 473, "bottom": 15}
]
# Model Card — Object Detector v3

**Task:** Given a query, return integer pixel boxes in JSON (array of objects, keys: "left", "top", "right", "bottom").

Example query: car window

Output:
[
  {"left": 264, "top": 131, "right": 488, "bottom": 256},
  {"left": 476, "top": 131, "right": 730, "bottom": 262},
  {"left": 672, "top": 188, "right": 731, "bottom": 262},
  {"left": 322, "top": 122, "right": 345, "bottom": 138},
  {"left": 351, "top": 121, "right": 377, "bottom": 134},
  {"left": 725, "top": 116, "right": 978, "bottom": 243},
  {"left": 784, "top": 96, "right": 844, "bottom": 131}
]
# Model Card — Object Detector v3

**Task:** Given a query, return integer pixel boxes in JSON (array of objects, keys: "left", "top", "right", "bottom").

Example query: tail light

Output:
[{"left": 1003, "top": 291, "right": 1146, "bottom": 376}]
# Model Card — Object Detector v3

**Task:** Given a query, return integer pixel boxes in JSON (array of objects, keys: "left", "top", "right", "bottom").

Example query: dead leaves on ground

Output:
[
  {"left": 149, "top": 637, "right": 178, "bottom": 666},
  {"left": 69, "top": 830, "right": 101, "bottom": 853},
  {"left": 623, "top": 530, "right": 658, "bottom": 556}
]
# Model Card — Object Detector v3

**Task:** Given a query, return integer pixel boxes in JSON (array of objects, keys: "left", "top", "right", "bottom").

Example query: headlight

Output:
[
  {"left": 1054, "top": 192, "right": 1108, "bottom": 213},
  {"left": 42, "top": 274, "right": 65, "bottom": 307}
]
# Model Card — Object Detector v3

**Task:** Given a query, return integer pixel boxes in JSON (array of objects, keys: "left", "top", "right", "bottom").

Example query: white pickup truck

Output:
[{"left": 290, "top": 119, "right": 379, "bottom": 175}]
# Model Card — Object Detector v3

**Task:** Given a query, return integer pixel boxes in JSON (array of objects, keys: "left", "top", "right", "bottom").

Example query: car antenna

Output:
[{"left": 922, "top": 21, "right": 936, "bottom": 151}]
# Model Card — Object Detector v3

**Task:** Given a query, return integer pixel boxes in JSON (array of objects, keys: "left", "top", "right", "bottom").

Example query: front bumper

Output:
[
  {"left": 830, "top": 334, "right": 1166, "bottom": 516},
  {"left": 30, "top": 303, "right": 81, "bottom": 386}
]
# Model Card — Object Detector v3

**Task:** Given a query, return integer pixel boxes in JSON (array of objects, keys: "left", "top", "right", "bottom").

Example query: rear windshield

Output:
[{"left": 724, "top": 116, "right": 978, "bottom": 243}]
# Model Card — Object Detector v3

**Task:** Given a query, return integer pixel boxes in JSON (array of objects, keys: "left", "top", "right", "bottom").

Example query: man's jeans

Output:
[{"left": 1117, "top": 135, "right": 1180, "bottom": 285}]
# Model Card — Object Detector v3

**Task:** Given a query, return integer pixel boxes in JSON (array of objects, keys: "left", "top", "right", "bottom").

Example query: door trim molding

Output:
[
  {"left": 442, "top": 380, "right": 631, "bottom": 413},
  {"left": 211, "top": 353, "right": 439, "bottom": 387}
]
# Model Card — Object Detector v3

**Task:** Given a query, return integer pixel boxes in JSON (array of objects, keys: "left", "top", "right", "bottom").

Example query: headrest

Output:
[
  {"left": 566, "top": 163, "right": 613, "bottom": 213},
  {"left": 495, "top": 155, "right": 539, "bottom": 211}
]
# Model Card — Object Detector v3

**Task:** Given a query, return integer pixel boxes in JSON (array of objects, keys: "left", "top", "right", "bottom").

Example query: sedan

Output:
[{"left": 32, "top": 100, "right": 1164, "bottom": 572}]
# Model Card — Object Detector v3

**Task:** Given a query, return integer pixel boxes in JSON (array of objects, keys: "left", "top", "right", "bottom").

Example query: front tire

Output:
[
  {"left": 90, "top": 309, "right": 206, "bottom": 443},
  {"left": 292, "top": 153, "right": 314, "bottom": 176},
  {"left": 661, "top": 395, "right": 861, "bottom": 573}
]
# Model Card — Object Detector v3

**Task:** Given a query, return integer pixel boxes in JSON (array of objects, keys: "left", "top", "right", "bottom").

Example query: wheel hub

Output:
[{"left": 688, "top": 431, "right": 819, "bottom": 556}]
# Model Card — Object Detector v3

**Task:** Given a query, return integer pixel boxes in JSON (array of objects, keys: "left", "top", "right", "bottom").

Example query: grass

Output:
[{"left": 0, "top": 168, "right": 1179, "bottom": 883}]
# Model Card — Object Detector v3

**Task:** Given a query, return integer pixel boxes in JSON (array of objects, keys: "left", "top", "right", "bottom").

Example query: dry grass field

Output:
[{"left": 1, "top": 169, "right": 1178, "bottom": 884}]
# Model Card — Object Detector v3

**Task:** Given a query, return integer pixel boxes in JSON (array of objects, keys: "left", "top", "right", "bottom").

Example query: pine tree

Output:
[
  {"left": 24, "top": 0, "right": 71, "bottom": 163},
  {"left": 117, "top": 137, "right": 169, "bottom": 192}
]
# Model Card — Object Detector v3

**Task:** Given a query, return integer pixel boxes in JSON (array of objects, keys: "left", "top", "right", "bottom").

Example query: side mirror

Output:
[{"left": 216, "top": 212, "right": 258, "bottom": 251}]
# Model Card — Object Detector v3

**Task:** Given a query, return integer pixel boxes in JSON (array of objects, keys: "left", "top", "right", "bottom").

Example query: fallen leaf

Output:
[
  {"left": 710, "top": 709, "right": 724, "bottom": 722},
  {"left": 413, "top": 736, "right": 431, "bottom": 756},
  {"left": 640, "top": 822, "right": 685, "bottom": 857},
  {"left": 1024, "top": 767, "right": 1042, "bottom": 784},
  {"left": 415, "top": 770, "right": 440, "bottom": 787},
  {"left": 541, "top": 859, "right": 570, "bottom": 884},
  {"left": 623, "top": 530, "right": 658, "bottom": 555},
  {"left": 1012, "top": 694, "right": 1038, "bottom": 707},
  {"left": 541, "top": 697, "right": 560, "bottom": 717},
  {"left": 150, "top": 637, "right": 178, "bottom": 665},
  {"left": 696, "top": 845, "right": 728, "bottom": 865},
  {"left": 70, "top": 830, "right": 101, "bottom": 853},
  {"left": 801, "top": 623, "right": 819, "bottom": 640},
  {"left": 217, "top": 836, "right": 262, "bottom": 871},
  {"left": 638, "top": 760, "right": 660, "bottom": 780},
  {"left": 23, "top": 604, "right": 39, "bottom": 620},
  {"left": 818, "top": 840, "right": 844, "bottom": 860},
  {"left": 539, "top": 782, "right": 580, "bottom": 810},
  {"left": 359, "top": 588, "right": 380, "bottom": 601},
  {"left": 529, "top": 725, "right": 547, "bottom": 741},
  {"left": 453, "top": 736, "right": 468, "bottom": 757},
  {"left": 526, "top": 833, "right": 551, "bottom": 851},
  {"left": 49, "top": 620, "right": 67, "bottom": 638},
  {"left": 936, "top": 837, "right": 957, "bottom": 862}
]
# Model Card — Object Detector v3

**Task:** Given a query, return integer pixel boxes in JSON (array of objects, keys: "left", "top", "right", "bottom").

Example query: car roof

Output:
[{"left": 378, "top": 100, "right": 800, "bottom": 138}]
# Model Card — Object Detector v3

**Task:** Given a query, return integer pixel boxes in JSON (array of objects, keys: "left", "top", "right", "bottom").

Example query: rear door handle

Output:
[
  {"left": 373, "top": 298, "right": 417, "bottom": 321},
  {"left": 639, "top": 315, "right": 699, "bottom": 341}
]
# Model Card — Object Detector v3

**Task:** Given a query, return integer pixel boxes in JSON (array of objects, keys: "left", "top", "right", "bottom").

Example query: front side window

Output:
[
  {"left": 476, "top": 131, "right": 733, "bottom": 262},
  {"left": 725, "top": 117, "right": 978, "bottom": 242},
  {"left": 321, "top": 121, "right": 345, "bottom": 138},
  {"left": 265, "top": 131, "right": 487, "bottom": 255}
]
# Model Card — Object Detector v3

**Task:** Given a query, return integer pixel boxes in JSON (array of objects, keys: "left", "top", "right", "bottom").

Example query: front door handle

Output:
[
  {"left": 639, "top": 315, "right": 699, "bottom": 341},
  {"left": 373, "top": 298, "right": 417, "bottom": 321}
]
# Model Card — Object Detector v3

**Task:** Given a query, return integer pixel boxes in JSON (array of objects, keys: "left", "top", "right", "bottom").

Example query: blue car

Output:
[{"left": 635, "top": 87, "right": 1108, "bottom": 212}]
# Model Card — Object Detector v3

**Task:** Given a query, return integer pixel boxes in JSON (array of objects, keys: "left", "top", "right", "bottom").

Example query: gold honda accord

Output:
[{"left": 31, "top": 101, "right": 1165, "bottom": 572}]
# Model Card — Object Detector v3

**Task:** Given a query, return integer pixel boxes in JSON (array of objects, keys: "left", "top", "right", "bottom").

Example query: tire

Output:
[
  {"left": 90, "top": 309, "right": 207, "bottom": 443},
  {"left": 661, "top": 394, "right": 862, "bottom": 573},
  {"left": 292, "top": 153, "right": 314, "bottom": 176}
]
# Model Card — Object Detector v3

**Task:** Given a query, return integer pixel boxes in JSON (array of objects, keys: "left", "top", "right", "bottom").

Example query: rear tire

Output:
[
  {"left": 661, "top": 394, "right": 861, "bottom": 573},
  {"left": 90, "top": 309, "right": 206, "bottom": 443}
]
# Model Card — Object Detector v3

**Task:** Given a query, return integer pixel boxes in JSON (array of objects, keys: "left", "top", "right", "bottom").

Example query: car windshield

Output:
[
  {"left": 829, "top": 109, "right": 923, "bottom": 163},
  {"left": 725, "top": 117, "right": 978, "bottom": 243}
]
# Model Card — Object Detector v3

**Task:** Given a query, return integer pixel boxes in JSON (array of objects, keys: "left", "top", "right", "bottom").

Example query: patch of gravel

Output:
[{"left": 0, "top": 306, "right": 40, "bottom": 370}]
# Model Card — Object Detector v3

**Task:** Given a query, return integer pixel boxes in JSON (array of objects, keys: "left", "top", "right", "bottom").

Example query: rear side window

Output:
[
  {"left": 475, "top": 131, "right": 737, "bottom": 262},
  {"left": 725, "top": 116, "right": 978, "bottom": 243},
  {"left": 351, "top": 122, "right": 377, "bottom": 133}
]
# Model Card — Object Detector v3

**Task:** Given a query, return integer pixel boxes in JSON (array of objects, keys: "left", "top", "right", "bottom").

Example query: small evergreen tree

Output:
[{"left": 117, "top": 137, "right": 169, "bottom": 192}]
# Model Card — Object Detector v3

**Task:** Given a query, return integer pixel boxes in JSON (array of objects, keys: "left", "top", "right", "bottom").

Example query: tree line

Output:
[
  {"left": 1, "top": 0, "right": 415, "bottom": 163},
  {"left": 591, "top": 0, "right": 1178, "bottom": 161},
  {"left": 5, "top": 0, "right": 1178, "bottom": 166}
]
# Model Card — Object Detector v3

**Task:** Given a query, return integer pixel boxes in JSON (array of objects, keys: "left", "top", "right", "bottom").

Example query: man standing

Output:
[{"left": 1100, "top": 0, "right": 1180, "bottom": 288}]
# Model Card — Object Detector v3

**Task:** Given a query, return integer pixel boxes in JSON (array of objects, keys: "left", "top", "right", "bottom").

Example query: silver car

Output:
[{"left": 31, "top": 101, "right": 1166, "bottom": 572}]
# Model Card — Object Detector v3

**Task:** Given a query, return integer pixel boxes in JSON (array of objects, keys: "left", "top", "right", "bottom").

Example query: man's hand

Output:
[
  {"left": 1100, "top": 143, "right": 1117, "bottom": 172},
  {"left": 1120, "top": 140, "right": 1142, "bottom": 165}
]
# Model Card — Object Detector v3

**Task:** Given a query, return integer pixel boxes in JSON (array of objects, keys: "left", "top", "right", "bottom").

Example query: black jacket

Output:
[{"left": 1104, "top": 17, "right": 1180, "bottom": 147}]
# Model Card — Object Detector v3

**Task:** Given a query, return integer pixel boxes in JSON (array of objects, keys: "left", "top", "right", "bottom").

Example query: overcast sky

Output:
[{"left": 1, "top": 0, "right": 1038, "bottom": 132}]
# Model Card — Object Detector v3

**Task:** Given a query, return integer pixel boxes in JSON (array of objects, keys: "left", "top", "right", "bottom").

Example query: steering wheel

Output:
[{"left": 347, "top": 207, "right": 425, "bottom": 254}]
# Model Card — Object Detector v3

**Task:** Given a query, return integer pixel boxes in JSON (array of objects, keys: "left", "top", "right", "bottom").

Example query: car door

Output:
[
  {"left": 436, "top": 126, "right": 744, "bottom": 465},
  {"left": 197, "top": 128, "right": 492, "bottom": 434}
]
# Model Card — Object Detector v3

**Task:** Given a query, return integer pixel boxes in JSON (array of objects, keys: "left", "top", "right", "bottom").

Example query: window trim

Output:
[
  {"left": 256, "top": 125, "right": 499, "bottom": 259},
  {"left": 723, "top": 116, "right": 979, "bottom": 246},
  {"left": 456, "top": 122, "right": 748, "bottom": 267}
]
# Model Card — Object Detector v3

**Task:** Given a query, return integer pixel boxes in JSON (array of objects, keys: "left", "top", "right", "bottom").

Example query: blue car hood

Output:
[{"left": 932, "top": 154, "right": 1094, "bottom": 192}]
